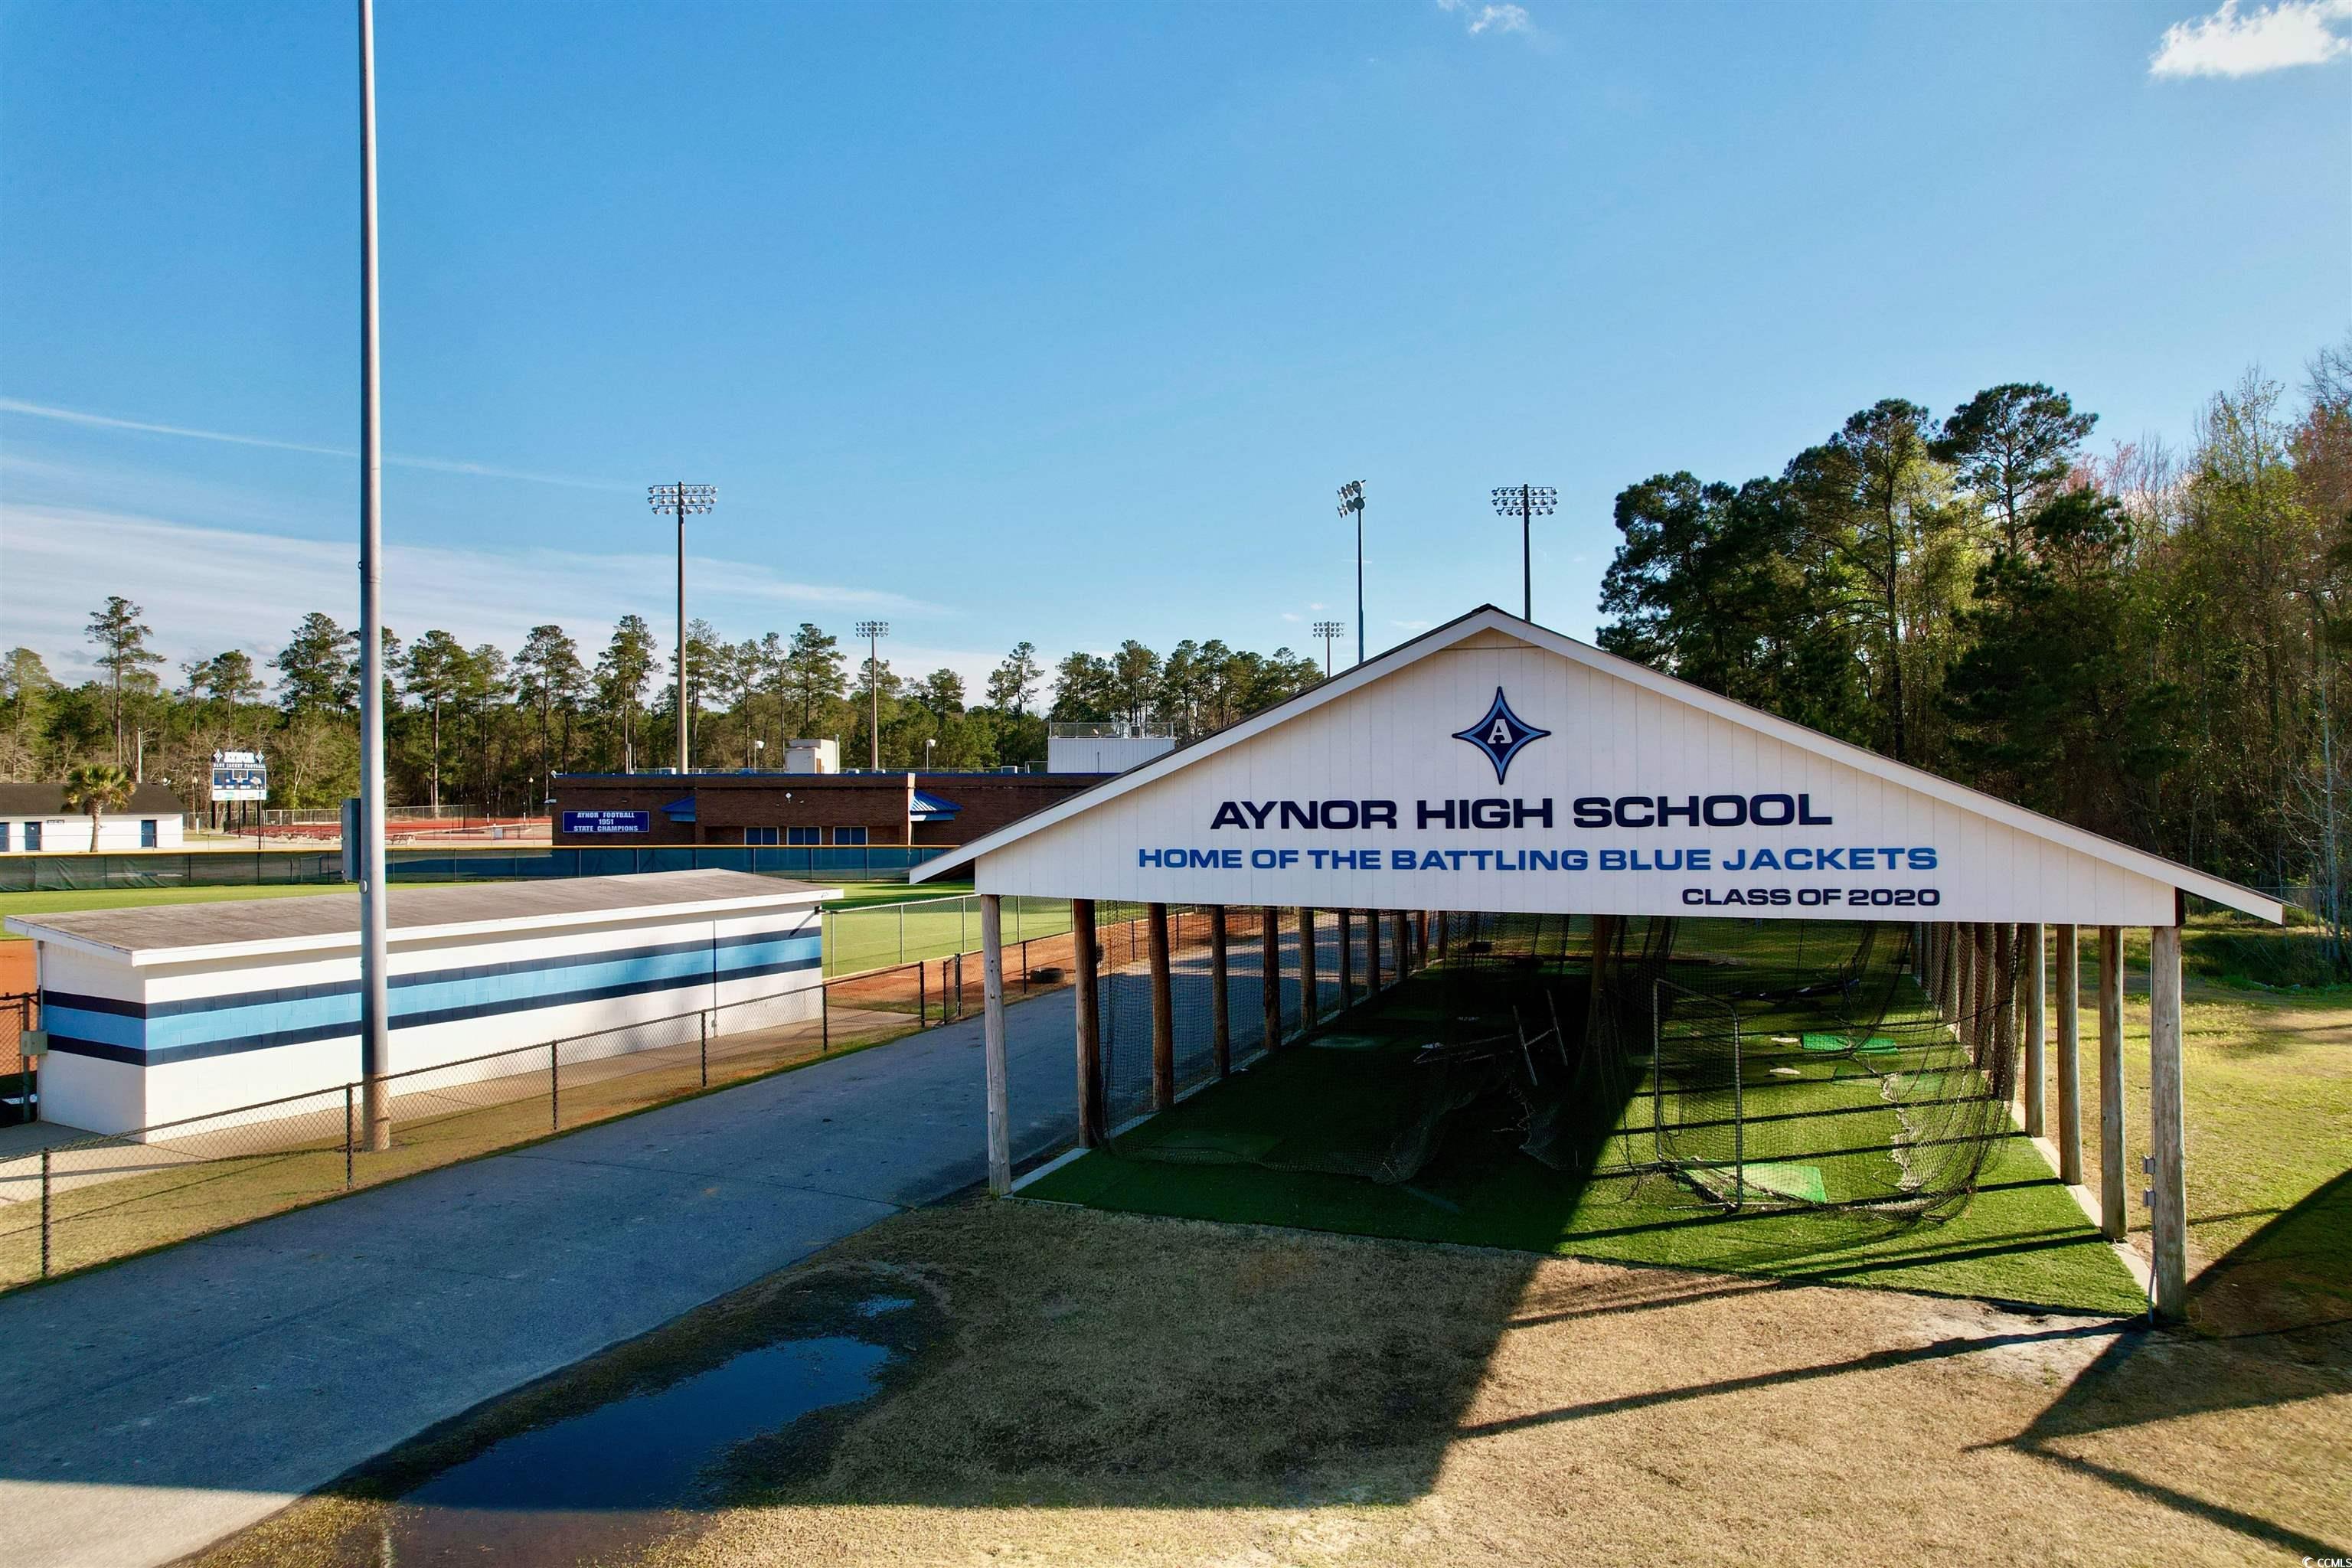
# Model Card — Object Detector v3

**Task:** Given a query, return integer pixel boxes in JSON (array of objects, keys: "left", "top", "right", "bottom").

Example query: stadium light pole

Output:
[
  {"left": 855, "top": 620, "right": 890, "bottom": 769},
  {"left": 356, "top": 0, "right": 391, "bottom": 1152},
  {"left": 648, "top": 482, "right": 716, "bottom": 774},
  {"left": 1312, "top": 620, "right": 1345, "bottom": 678},
  {"left": 1490, "top": 485, "right": 1557, "bottom": 622},
  {"left": 1335, "top": 481, "right": 1365, "bottom": 665}
]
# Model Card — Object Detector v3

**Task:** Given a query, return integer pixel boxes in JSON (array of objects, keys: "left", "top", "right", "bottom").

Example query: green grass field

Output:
[{"left": 1028, "top": 965, "right": 2148, "bottom": 1315}]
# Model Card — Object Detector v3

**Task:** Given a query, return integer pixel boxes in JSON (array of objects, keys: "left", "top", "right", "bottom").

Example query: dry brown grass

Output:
[
  {"left": 181, "top": 1199, "right": 2351, "bottom": 1568},
  {"left": 662, "top": 1201, "right": 2347, "bottom": 1568}
]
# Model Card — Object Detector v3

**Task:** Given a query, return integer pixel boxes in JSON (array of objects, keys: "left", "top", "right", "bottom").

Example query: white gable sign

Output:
[{"left": 932, "top": 619, "right": 2275, "bottom": 927}]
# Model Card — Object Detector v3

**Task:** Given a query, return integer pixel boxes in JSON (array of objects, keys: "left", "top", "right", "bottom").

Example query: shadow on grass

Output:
[
  {"left": 2188, "top": 1166, "right": 2352, "bottom": 1336},
  {"left": 1994, "top": 1313, "right": 2352, "bottom": 1560},
  {"left": 1962, "top": 1174, "right": 2352, "bottom": 1561}
]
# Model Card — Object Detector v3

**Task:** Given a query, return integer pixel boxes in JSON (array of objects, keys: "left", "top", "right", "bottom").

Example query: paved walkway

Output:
[{"left": 0, "top": 989, "right": 1086, "bottom": 1568}]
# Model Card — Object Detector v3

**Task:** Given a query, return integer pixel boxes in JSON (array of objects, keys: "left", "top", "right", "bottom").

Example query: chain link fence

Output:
[
  {"left": 0, "top": 993, "right": 33, "bottom": 1124},
  {"left": 822, "top": 895, "right": 1146, "bottom": 976},
  {"left": 0, "top": 982, "right": 862, "bottom": 1290}
]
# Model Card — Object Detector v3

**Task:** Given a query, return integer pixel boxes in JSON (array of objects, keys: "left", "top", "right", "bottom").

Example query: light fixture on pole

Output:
[
  {"left": 1490, "top": 485, "right": 1557, "bottom": 622},
  {"left": 1312, "top": 620, "right": 1345, "bottom": 678},
  {"left": 1335, "top": 481, "right": 1365, "bottom": 665},
  {"left": 854, "top": 620, "right": 890, "bottom": 770},
  {"left": 924, "top": 737, "right": 936, "bottom": 772},
  {"left": 355, "top": 0, "right": 391, "bottom": 1153},
  {"left": 648, "top": 481, "right": 717, "bottom": 774}
]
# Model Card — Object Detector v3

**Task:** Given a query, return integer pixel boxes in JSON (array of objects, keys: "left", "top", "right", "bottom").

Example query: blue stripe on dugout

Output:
[{"left": 40, "top": 929, "right": 821, "bottom": 1067}]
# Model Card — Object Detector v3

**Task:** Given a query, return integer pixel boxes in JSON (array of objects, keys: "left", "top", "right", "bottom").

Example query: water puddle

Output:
[{"left": 376, "top": 1296, "right": 910, "bottom": 1566}]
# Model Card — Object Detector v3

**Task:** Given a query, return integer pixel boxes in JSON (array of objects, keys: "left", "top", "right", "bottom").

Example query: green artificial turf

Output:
[{"left": 1027, "top": 973, "right": 2147, "bottom": 1317}]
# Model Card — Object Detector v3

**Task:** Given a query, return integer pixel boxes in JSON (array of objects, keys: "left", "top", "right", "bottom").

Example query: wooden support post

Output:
[
  {"left": 1434, "top": 909, "right": 1448, "bottom": 961},
  {"left": 1993, "top": 923, "right": 2016, "bottom": 1086},
  {"left": 1367, "top": 909, "right": 1381, "bottom": 994},
  {"left": 1345, "top": 907, "right": 1364, "bottom": 1006},
  {"left": 1956, "top": 926, "right": 1975, "bottom": 1062},
  {"left": 2150, "top": 920, "right": 2187, "bottom": 1321},
  {"left": 2099, "top": 925, "right": 2125, "bottom": 1240},
  {"left": 1073, "top": 898, "right": 1103, "bottom": 1148},
  {"left": 1300, "top": 907, "right": 1318, "bottom": 1024},
  {"left": 1210, "top": 906, "right": 1231, "bottom": 1078},
  {"left": 1936, "top": 923, "right": 1958, "bottom": 1024},
  {"left": 1583, "top": 913, "right": 1620, "bottom": 1050},
  {"left": 2023, "top": 922, "right": 2046, "bottom": 1138},
  {"left": 1393, "top": 911, "right": 1411, "bottom": 982},
  {"left": 981, "top": 893, "right": 1010, "bottom": 1196},
  {"left": 2054, "top": 924, "right": 2083, "bottom": 1185},
  {"left": 1262, "top": 906, "right": 1282, "bottom": 1050},
  {"left": 1148, "top": 902, "right": 1174, "bottom": 1111}
]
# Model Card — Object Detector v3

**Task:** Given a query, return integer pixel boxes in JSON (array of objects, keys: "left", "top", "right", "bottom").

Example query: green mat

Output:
[
  {"left": 1800, "top": 1033, "right": 1901, "bottom": 1054},
  {"left": 1131, "top": 1129, "right": 1283, "bottom": 1164},
  {"left": 1732, "top": 1161, "right": 1830, "bottom": 1204},
  {"left": 1306, "top": 1034, "right": 1392, "bottom": 1051}
]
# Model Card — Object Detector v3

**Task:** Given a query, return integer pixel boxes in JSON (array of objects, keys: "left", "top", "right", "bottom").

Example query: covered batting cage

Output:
[{"left": 915, "top": 607, "right": 2280, "bottom": 1321}]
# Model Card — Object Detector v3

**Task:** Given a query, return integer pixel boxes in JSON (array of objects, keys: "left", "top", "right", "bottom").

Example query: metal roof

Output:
[
  {"left": 5, "top": 869, "right": 838, "bottom": 965},
  {"left": 910, "top": 789, "right": 962, "bottom": 819}
]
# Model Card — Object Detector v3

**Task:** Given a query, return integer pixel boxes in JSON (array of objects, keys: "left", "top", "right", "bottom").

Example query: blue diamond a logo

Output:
[{"left": 1453, "top": 688, "right": 1550, "bottom": 784}]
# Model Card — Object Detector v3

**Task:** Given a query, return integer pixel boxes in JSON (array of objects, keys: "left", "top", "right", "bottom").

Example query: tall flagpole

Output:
[{"left": 358, "top": 0, "right": 391, "bottom": 1151}]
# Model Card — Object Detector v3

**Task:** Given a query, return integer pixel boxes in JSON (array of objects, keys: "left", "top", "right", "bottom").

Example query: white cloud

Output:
[
  {"left": 0, "top": 397, "right": 632, "bottom": 493},
  {"left": 2150, "top": 0, "right": 2352, "bottom": 77},
  {"left": 0, "top": 502, "right": 943, "bottom": 679},
  {"left": 1436, "top": 0, "right": 1534, "bottom": 36}
]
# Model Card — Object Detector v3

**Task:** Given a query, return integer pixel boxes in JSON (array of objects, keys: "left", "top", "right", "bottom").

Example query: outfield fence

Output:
[{"left": 0, "top": 844, "right": 954, "bottom": 893}]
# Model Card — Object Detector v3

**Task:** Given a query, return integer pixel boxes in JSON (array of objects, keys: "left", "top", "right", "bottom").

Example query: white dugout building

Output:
[{"left": 7, "top": 870, "right": 833, "bottom": 1135}]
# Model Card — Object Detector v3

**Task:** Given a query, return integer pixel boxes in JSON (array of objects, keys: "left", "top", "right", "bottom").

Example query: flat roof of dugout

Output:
[{"left": 5, "top": 869, "right": 837, "bottom": 965}]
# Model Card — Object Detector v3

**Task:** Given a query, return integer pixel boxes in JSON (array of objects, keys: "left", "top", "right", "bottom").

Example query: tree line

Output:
[
  {"left": 1596, "top": 333, "right": 2352, "bottom": 958},
  {"left": 0, "top": 606, "right": 1327, "bottom": 815}
]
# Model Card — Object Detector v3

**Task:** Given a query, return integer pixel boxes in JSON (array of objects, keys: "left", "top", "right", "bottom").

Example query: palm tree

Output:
[{"left": 61, "top": 762, "right": 134, "bottom": 850}]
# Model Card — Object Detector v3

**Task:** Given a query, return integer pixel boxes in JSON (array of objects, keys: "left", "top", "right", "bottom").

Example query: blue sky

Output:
[{"left": 2, "top": 0, "right": 2346, "bottom": 694}]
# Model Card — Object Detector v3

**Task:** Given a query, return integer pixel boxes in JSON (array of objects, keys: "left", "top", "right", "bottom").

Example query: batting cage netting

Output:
[{"left": 1084, "top": 907, "right": 2031, "bottom": 1223}]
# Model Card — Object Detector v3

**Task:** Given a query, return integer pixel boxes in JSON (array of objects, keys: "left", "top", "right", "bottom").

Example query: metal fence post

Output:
[
  {"left": 919, "top": 960, "right": 927, "bottom": 1026},
  {"left": 700, "top": 1010, "right": 709, "bottom": 1086},
  {"left": 1020, "top": 937, "right": 1030, "bottom": 994},
  {"left": 550, "top": 1040, "right": 560, "bottom": 1131},
  {"left": 345, "top": 1083, "right": 354, "bottom": 1187},
  {"left": 41, "top": 1148, "right": 52, "bottom": 1278},
  {"left": 822, "top": 982, "right": 830, "bottom": 1052}
]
